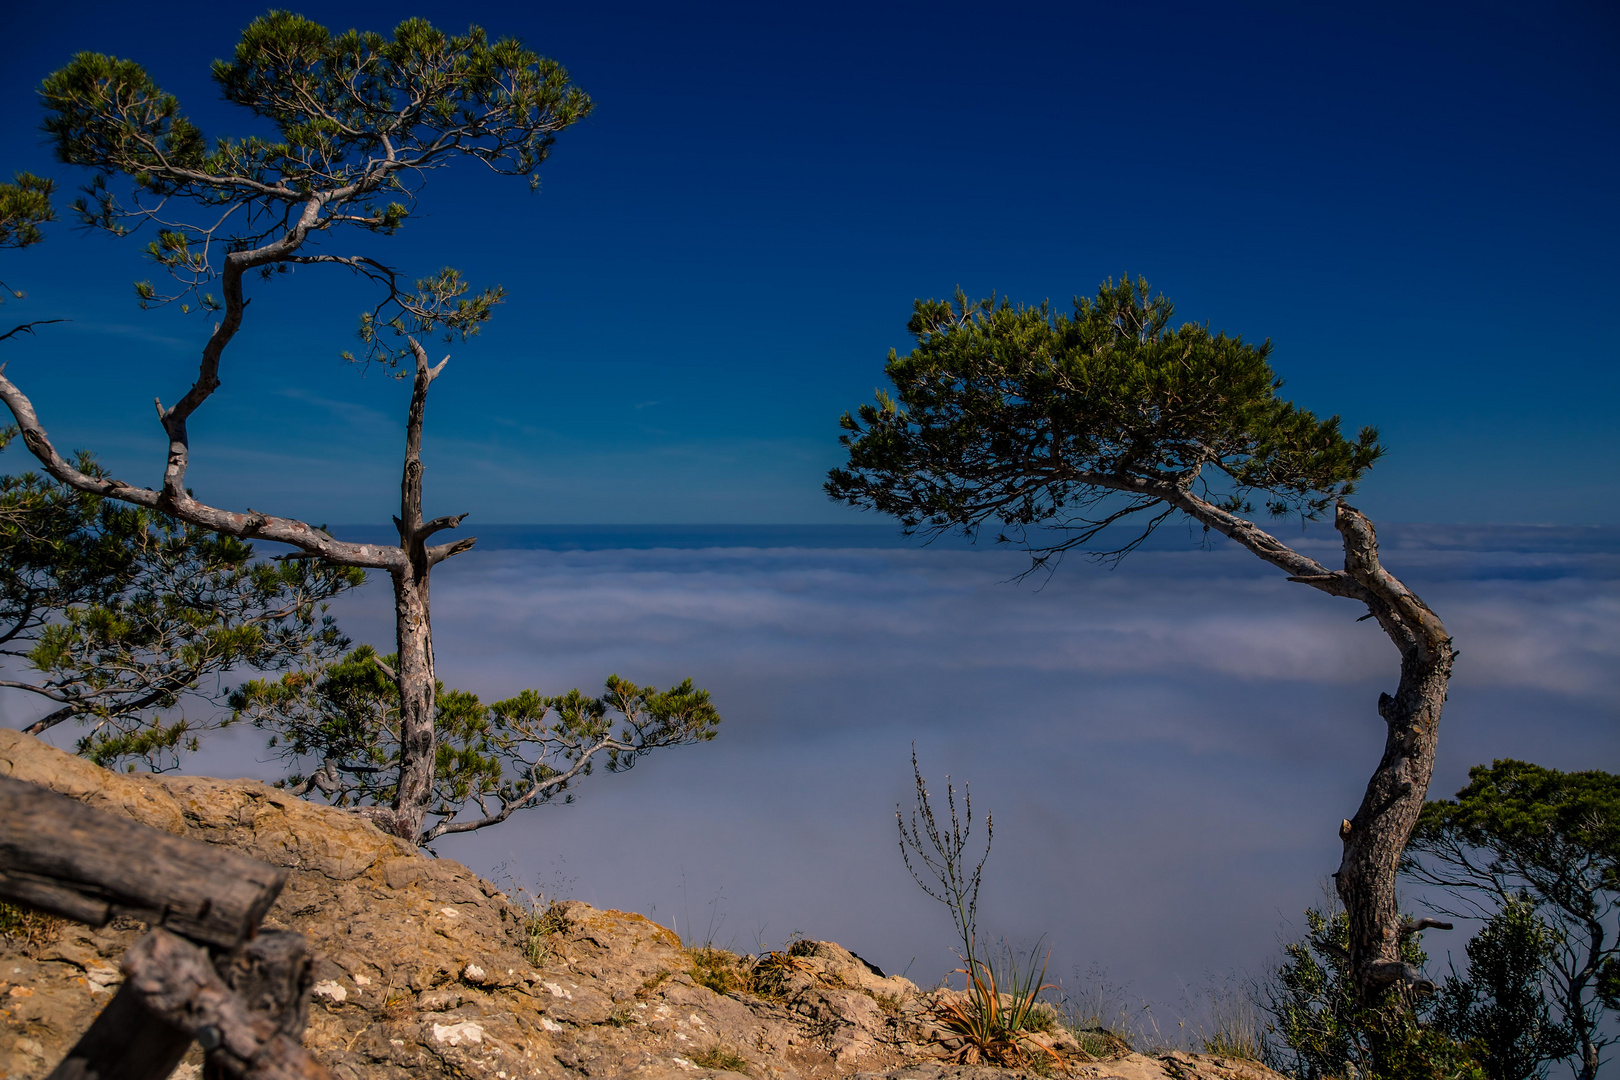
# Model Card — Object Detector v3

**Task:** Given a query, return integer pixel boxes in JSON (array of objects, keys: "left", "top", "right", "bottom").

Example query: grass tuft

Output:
[
  {"left": 637, "top": 968, "right": 673, "bottom": 999},
  {"left": 516, "top": 896, "right": 572, "bottom": 966},
  {"left": 0, "top": 902, "right": 64, "bottom": 955},
  {"left": 688, "top": 946, "right": 746, "bottom": 995},
  {"left": 690, "top": 1043, "right": 750, "bottom": 1074},
  {"left": 746, "top": 948, "right": 812, "bottom": 998}
]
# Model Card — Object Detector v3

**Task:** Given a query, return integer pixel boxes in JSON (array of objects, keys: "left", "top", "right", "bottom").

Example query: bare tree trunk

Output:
[
  {"left": 0, "top": 328, "right": 474, "bottom": 845},
  {"left": 1330, "top": 505, "right": 1456, "bottom": 1001},
  {"left": 387, "top": 567, "right": 435, "bottom": 842},
  {"left": 1164, "top": 492, "right": 1454, "bottom": 1007},
  {"left": 379, "top": 341, "right": 472, "bottom": 842}
]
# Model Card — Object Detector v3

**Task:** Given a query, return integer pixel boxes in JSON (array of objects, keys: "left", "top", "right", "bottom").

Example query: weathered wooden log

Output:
[
  {"left": 47, "top": 931, "right": 324, "bottom": 1080},
  {"left": 204, "top": 932, "right": 316, "bottom": 1080},
  {"left": 124, "top": 929, "right": 332, "bottom": 1080},
  {"left": 0, "top": 775, "right": 286, "bottom": 948},
  {"left": 45, "top": 981, "right": 192, "bottom": 1080},
  {"left": 215, "top": 931, "right": 314, "bottom": 1037}
]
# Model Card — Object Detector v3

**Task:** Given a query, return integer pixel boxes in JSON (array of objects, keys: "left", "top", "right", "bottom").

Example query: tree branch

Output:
[
  {"left": 418, "top": 735, "right": 631, "bottom": 842},
  {"left": 0, "top": 320, "right": 66, "bottom": 344},
  {"left": 0, "top": 371, "right": 403, "bottom": 571},
  {"left": 427, "top": 536, "right": 476, "bottom": 566},
  {"left": 419, "top": 513, "right": 468, "bottom": 540}
]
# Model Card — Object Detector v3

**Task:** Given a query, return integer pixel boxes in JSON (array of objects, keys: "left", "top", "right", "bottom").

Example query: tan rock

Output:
[
  {"left": 0, "top": 731, "right": 1291, "bottom": 1080},
  {"left": 0, "top": 729, "right": 186, "bottom": 834}
]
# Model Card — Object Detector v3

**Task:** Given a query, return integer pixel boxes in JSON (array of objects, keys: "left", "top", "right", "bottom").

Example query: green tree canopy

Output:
[
  {"left": 38, "top": 11, "right": 590, "bottom": 354},
  {"left": 0, "top": 437, "right": 362, "bottom": 770},
  {"left": 828, "top": 279, "right": 1381, "bottom": 562},
  {"left": 1406, "top": 760, "right": 1620, "bottom": 1080},
  {"left": 230, "top": 646, "right": 721, "bottom": 844}
]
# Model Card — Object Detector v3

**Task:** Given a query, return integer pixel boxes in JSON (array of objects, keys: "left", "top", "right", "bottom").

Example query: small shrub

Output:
[
  {"left": 933, "top": 954, "right": 1067, "bottom": 1073},
  {"left": 748, "top": 949, "right": 810, "bottom": 998},
  {"left": 690, "top": 1043, "right": 750, "bottom": 1074},
  {"left": 869, "top": 988, "right": 904, "bottom": 1015},
  {"left": 688, "top": 946, "right": 746, "bottom": 996},
  {"left": 0, "top": 902, "right": 64, "bottom": 954},
  {"left": 517, "top": 897, "right": 572, "bottom": 966}
]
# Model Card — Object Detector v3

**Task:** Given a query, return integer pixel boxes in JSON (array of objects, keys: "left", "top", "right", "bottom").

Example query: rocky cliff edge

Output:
[{"left": 0, "top": 730, "right": 1282, "bottom": 1080}]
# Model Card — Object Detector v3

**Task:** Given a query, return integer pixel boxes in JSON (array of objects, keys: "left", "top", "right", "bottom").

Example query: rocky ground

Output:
[{"left": 0, "top": 730, "right": 1284, "bottom": 1080}]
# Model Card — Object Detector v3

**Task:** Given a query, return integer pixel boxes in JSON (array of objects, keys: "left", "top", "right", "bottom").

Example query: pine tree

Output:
[
  {"left": 830, "top": 280, "right": 1455, "bottom": 1016},
  {"left": 0, "top": 14, "right": 718, "bottom": 840}
]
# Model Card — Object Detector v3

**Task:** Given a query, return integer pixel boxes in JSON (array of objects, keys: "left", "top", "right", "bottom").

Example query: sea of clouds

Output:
[{"left": 24, "top": 522, "right": 1620, "bottom": 1019}]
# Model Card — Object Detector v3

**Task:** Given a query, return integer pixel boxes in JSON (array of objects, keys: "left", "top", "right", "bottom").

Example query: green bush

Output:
[{"left": 1264, "top": 906, "right": 1484, "bottom": 1080}]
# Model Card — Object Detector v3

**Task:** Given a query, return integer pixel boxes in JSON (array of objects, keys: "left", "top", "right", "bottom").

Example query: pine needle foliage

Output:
[
  {"left": 1405, "top": 761, "right": 1620, "bottom": 1080},
  {"left": 0, "top": 437, "right": 362, "bottom": 771},
  {"left": 0, "top": 173, "right": 54, "bottom": 253},
  {"left": 38, "top": 11, "right": 591, "bottom": 361},
  {"left": 232, "top": 647, "right": 720, "bottom": 844},
  {"left": 829, "top": 278, "right": 1381, "bottom": 562},
  {"left": 1265, "top": 907, "right": 1483, "bottom": 1080},
  {"left": 1431, "top": 898, "right": 1573, "bottom": 1080}
]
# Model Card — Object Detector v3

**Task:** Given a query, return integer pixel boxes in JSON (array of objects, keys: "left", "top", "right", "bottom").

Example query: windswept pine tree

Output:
[{"left": 829, "top": 280, "right": 1455, "bottom": 1026}]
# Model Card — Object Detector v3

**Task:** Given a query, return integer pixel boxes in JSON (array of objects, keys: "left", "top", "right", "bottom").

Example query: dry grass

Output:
[
  {"left": 747, "top": 948, "right": 811, "bottom": 998},
  {"left": 688, "top": 946, "right": 747, "bottom": 995},
  {"left": 637, "top": 968, "right": 674, "bottom": 999},
  {"left": 1187, "top": 975, "right": 1264, "bottom": 1061},
  {"left": 689, "top": 1043, "right": 750, "bottom": 1074},
  {"left": 0, "top": 902, "right": 64, "bottom": 955},
  {"left": 516, "top": 896, "right": 573, "bottom": 966}
]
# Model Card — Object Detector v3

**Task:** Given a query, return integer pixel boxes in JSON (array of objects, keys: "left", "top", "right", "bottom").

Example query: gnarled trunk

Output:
[
  {"left": 388, "top": 564, "right": 436, "bottom": 842},
  {"left": 381, "top": 342, "right": 469, "bottom": 843},
  {"left": 1335, "top": 627, "right": 1454, "bottom": 997},
  {"left": 1166, "top": 493, "right": 1455, "bottom": 1009},
  {"left": 1331, "top": 505, "right": 1456, "bottom": 1001}
]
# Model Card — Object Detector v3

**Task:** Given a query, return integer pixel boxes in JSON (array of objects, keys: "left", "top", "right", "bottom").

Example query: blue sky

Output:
[{"left": 4, "top": 0, "right": 1617, "bottom": 525}]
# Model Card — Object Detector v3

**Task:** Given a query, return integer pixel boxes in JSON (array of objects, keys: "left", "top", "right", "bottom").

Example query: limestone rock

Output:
[{"left": 0, "top": 731, "right": 1291, "bottom": 1080}]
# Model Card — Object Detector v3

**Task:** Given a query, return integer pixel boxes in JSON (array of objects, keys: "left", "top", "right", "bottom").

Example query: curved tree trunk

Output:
[
  {"left": 1334, "top": 621, "right": 1454, "bottom": 997},
  {"left": 1164, "top": 492, "right": 1455, "bottom": 1008},
  {"left": 1331, "top": 505, "right": 1456, "bottom": 1001}
]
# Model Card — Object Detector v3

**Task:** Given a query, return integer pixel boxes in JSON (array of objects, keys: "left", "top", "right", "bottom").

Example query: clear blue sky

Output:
[{"left": 4, "top": 0, "right": 1616, "bottom": 525}]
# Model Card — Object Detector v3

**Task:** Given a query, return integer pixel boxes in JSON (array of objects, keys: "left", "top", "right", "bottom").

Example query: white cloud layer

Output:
[{"left": 41, "top": 524, "right": 1619, "bottom": 1016}]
